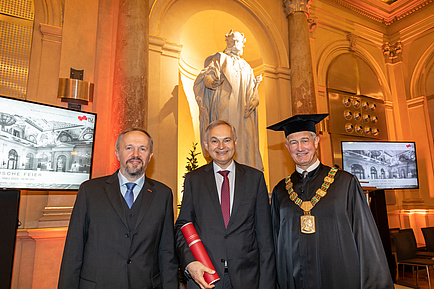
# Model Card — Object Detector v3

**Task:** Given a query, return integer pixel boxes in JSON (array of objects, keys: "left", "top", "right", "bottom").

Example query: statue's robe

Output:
[{"left": 194, "top": 52, "right": 263, "bottom": 170}]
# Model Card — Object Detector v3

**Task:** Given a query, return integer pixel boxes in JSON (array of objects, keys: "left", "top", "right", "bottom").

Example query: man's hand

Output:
[{"left": 186, "top": 261, "right": 216, "bottom": 289}]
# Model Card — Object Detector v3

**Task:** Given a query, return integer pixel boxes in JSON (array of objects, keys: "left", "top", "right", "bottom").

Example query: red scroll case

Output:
[{"left": 181, "top": 222, "right": 220, "bottom": 285}]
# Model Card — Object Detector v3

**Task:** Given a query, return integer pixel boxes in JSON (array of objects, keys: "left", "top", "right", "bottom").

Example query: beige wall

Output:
[{"left": 8, "top": 0, "right": 434, "bottom": 288}]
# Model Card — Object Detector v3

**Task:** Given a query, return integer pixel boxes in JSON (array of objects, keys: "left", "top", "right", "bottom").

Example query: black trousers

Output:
[{"left": 223, "top": 271, "right": 233, "bottom": 289}]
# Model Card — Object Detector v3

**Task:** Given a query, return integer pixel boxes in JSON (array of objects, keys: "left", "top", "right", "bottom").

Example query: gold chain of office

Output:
[{"left": 285, "top": 166, "right": 338, "bottom": 234}]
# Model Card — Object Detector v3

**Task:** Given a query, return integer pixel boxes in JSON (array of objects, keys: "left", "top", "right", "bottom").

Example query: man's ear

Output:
[
  {"left": 115, "top": 150, "right": 120, "bottom": 161},
  {"left": 203, "top": 140, "right": 209, "bottom": 152},
  {"left": 314, "top": 136, "right": 320, "bottom": 149}
]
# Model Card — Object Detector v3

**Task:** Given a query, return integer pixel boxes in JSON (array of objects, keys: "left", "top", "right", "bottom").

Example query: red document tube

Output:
[{"left": 181, "top": 222, "right": 220, "bottom": 285}]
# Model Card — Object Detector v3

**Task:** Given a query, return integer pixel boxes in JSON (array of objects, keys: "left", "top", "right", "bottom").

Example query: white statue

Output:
[{"left": 194, "top": 30, "right": 263, "bottom": 170}]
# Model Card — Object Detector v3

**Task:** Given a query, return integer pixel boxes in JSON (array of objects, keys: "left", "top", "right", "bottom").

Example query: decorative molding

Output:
[
  {"left": 384, "top": 100, "right": 394, "bottom": 110},
  {"left": 255, "top": 64, "right": 291, "bottom": 80},
  {"left": 307, "top": 17, "right": 317, "bottom": 33},
  {"left": 407, "top": 95, "right": 426, "bottom": 109},
  {"left": 323, "top": 0, "right": 433, "bottom": 25},
  {"left": 39, "top": 23, "right": 62, "bottom": 44},
  {"left": 149, "top": 35, "right": 183, "bottom": 59},
  {"left": 346, "top": 33, "right": 358, "bottom": 52},
  {"left": 17, "top": 227, "right": 68, "bottom": 240},
  {"left": 382, "top": 41, "right": 403, "bottom": 64}
]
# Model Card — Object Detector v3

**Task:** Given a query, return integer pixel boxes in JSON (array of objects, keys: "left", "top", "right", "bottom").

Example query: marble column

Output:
[
  {"left": 284, "top": 0, "right": 316, "bottom": 114},
  {"left": 112, "top": 0, "right": 149, "bottom": 140}
]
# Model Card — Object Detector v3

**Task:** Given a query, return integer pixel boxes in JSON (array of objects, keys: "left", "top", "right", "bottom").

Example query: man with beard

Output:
[
  {"left": 58, "top": 128, "right": 178, "bottom": 289},
  {"left": 267, "top": 114, "right": 393, "bottom": 289}
]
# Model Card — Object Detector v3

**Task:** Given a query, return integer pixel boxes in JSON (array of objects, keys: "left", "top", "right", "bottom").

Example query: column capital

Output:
[
  {"left": 283, "top": 0, "right": 311, "bottom": 17},
  {"left": 382, "top": 41, "right": 403, "bottom": 64}
]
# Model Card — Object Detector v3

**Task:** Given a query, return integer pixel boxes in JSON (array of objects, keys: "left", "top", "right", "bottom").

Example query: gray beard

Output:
[{"left": 125, "top": 162, "right": 144, "bottom": 177}]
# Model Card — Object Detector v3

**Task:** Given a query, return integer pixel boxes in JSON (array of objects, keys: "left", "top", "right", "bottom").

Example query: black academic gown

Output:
[{"left": 271, "top": 164, "right": 393, "bottom": 289}]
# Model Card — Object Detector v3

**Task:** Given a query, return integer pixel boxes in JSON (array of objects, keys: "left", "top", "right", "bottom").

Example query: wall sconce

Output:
[{"left": 57, "top": 68, "right": 94, "bottom": 110}]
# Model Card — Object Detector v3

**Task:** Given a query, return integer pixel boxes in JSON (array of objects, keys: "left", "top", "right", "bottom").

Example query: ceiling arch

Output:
[{"left": 149, "top": 0, "right": 289, "bottom": 69}]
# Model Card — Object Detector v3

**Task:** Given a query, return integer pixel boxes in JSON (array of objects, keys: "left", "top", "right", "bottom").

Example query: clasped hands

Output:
[{"left": 186, "top": 261, "right": 216, "bottom": 289}]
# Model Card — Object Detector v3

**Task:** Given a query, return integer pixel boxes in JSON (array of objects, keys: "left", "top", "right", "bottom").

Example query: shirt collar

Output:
[
  {"left": 296, "top": 159, "right": 320, "bottom": 174},
  {"left": 213, "top": 160, "right": 235, "bottom": 174},
  {"left": 118, "top": 171, "right": 145, "bottom": 188}
]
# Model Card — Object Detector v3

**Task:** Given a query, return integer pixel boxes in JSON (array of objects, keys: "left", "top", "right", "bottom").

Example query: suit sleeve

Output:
[
  {"left": 58, "top": 185, "right": 89, "bottom": 289},
  {"left": 255, "top": 173, "right": 277, "bottom": 289},
  {"left": 158, "top": 188, "right": 180, "bottom": 288},
  {"left": 174, "top": 174, "right": 196, "bottom": 269}
]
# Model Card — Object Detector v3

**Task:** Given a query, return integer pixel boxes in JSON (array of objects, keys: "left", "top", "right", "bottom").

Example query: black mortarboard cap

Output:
[{"left": 267, "top": 113, "right": 328, "bottom": 137}]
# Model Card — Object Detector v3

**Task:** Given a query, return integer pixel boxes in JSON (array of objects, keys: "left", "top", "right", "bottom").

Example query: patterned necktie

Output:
[
  {"left": 125, "top": 182, "right": 136, "bottom": 209},
  {"left": 218, "top": 170, "right": 230, "bottom": 228}
]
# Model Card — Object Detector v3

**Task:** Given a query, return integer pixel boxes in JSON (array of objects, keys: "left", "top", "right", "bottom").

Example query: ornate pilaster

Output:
[{"left": 284, "top": 0, "right": 317, "bottom": 114}]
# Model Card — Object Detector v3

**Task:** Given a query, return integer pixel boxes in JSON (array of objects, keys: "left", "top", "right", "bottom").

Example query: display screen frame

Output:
[
  {"left": 0, "top": 95, "right": 97, "bottom": 191},
  {"left": 341, "top": 141, "right": 419, "bottom": 190}
]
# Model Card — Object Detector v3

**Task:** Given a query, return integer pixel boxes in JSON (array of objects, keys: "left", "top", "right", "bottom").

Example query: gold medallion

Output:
[
  {"left": 300, "top": 201, "right": 313, "bottom": 212},
  {"left": 301, "top": 215, "right": 315, "bottom": 234},
  {"left": 285, "top": 167, "right": 338, "bottom": 235}
]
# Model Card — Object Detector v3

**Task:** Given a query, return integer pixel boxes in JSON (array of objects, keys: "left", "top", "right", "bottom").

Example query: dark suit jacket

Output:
[
  {"left": 58, "top": 171, "right": 178, "bottom": 289},
  {"left": 175, "top": 162, "right": 276, "bottom": 289}
]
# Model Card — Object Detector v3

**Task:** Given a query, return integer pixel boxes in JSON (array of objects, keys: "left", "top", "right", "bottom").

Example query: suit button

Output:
[
  {"left": 224, "top": 234, "right": 228, "bottom": 239},
  {"left": 125, "top": 233, "right": 130, "bottom": 238},
  {"left": 129, "top": 214, "right": 133, "bottom": 218},
  {"left": 127, "top": 260, "right": 132, "bottom": 264}
]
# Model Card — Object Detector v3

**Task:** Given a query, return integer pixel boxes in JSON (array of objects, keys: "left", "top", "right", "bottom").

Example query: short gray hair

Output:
[
  {"left": 204, "top": 120, "right": 237, "bottom": 141},
  {"left": 286, "top": 131, "right": 317, "bottom": 142},
  {"left": 115, "top": 128, "right": 153, "bottom": 152}
]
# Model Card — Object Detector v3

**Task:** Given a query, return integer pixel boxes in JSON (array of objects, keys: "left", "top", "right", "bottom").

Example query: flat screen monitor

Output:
[
  {"left": 0, "top": 95, "right": 97, "bottom": 190},
  {"left": 341, "top": 141, "right": 419, "bottom": 190}
]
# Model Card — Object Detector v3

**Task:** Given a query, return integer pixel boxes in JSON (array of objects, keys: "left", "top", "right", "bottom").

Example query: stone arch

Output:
[
  {"left": 149, "top": 0, "right": 288, "bottom": 69},
  {"left": 410, "top": 42, "right": 434, "bottom": 99},
  {"left": 33, "top": 0, "right": 63, "bottom": 27},
  {"left": 316, "top": 39, "right": 392, "bottom": 101}
]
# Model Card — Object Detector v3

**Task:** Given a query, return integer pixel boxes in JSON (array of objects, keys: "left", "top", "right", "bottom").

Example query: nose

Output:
[
  {"left": 217, "top": 141, "right": 225, "bottom": 149},
  {"left": 296, "top": 142, "right": 303, "bottom": 151},
  {"left": 132, "top": 148, "right": 140, "bottom": 156}
]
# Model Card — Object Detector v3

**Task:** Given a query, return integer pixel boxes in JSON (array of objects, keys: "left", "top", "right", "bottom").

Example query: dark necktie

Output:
[
  {"left": 125, "top": 182, "right": 136, "bottom": 209},
  {"left": 302, "top": 170, "right": 308, "bottom": 179},
  {"left": 218, "top": 170, "right": 230, "bottom": 228}
]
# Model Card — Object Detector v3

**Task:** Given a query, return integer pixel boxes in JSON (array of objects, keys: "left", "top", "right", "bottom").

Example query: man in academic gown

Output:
[{"left": 267, "top": 114, "right": 393, "bottom": 289}]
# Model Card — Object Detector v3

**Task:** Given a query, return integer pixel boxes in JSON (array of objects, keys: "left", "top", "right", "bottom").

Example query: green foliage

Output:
[
  {"left": 178, "top": 142, "right": 201, "bottom": 206},
  {"left": 178, "top": 142, "right": 201, "bottom": 285},
  {"left": 184, "top": 142, "right": 201, "bottom": 174}
]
